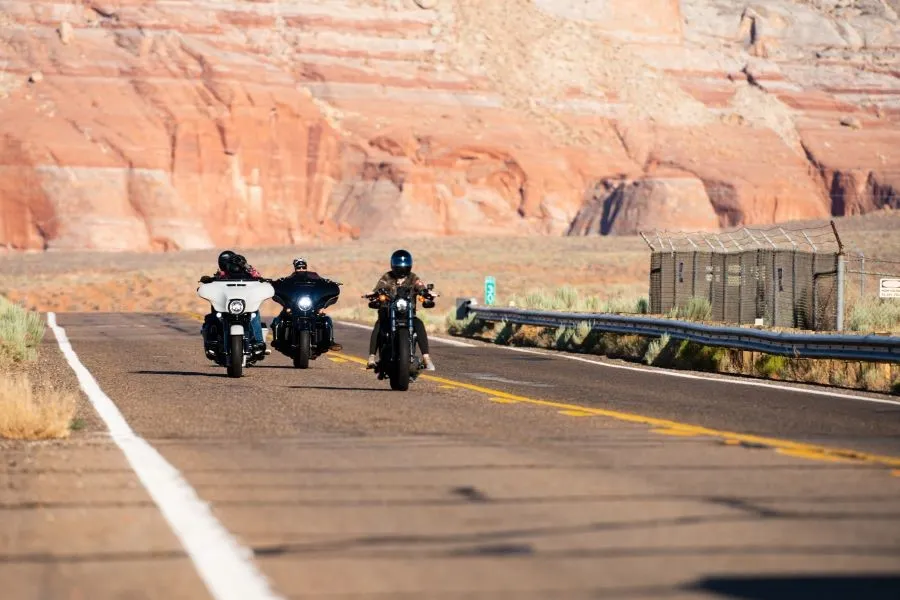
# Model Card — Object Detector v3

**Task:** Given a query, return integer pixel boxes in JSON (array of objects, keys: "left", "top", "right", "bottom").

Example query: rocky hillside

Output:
[{"left": 0, "top": 0, "right": 897, "bottom": 251}]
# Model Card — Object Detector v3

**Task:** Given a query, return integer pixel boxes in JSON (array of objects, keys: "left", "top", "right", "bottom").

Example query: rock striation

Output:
[{"left": 0, "top": 0, "right": 897, "bottom": 251}]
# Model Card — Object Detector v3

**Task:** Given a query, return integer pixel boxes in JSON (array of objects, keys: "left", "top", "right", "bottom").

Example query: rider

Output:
[
  {"left": 367, "top": 249, "right": 435, "bottom": 371},
  {"left": 271, "top": 258, "right": 343, "bottom": 352},
  {"left": 200, "top": 250, "right": 267, "bottom": 357}
]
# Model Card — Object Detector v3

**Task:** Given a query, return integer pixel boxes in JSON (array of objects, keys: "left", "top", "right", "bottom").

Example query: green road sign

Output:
[{"left": 484, "top": 276, "right": 496, "bottom": 306}]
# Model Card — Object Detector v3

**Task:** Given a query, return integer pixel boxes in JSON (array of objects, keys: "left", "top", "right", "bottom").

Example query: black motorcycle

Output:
[
  {"left": 271, "top": 276, "right": 341, "bottom": 368},
  {"left": 364, "top": 284, "right": 436, "bottom": 391}
]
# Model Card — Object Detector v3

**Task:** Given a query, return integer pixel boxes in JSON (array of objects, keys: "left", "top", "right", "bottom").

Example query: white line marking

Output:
[
  {"left": 46, "top": 313, "right": 282, "bottom": 600},
  {"left": 494, "top": 344, "right": 900, "bottom": 407},
  {"left": 335, "top": 320, "right": 475, "bottom": 347}
]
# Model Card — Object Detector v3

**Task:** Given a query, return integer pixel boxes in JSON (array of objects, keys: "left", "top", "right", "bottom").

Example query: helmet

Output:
[
  {"left": 293, "top": 258, "right": 307, "bottom": 271},
  {"left": 227, "top": 253, "right": 248, "bottom": 275},
  {"left": 217, "top": 250, "right": 236, "bottom": 272},
  {"left": 390, "top": 249, "right": 412, "bottom": 278}
]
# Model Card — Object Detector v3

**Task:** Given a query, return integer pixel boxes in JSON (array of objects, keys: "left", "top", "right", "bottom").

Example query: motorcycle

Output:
[
  {"left": 364, "top": 284, "right": 436, "bottom": 391},
  {"left": 197, "top": 278, "right": 274, "bottom": 378},
  {"left": 271, "top": 276, "right": 341, "bottom": 368}
]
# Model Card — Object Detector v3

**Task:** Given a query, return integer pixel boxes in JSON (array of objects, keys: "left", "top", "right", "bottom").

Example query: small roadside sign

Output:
[
  {"left": 880, "top": 278, "right": 900, "bottom": 299},
  {"left": 484, "top": 276, "right": 496, "bottom": 306}
]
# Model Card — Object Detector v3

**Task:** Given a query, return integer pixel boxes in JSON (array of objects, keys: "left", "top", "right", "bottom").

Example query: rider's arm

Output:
[
  {"left": 374, "top": 273, "right": 392, "bottom": 292},
  {"left": 409, "top": 272, "right": 426, "bottom": 291}
]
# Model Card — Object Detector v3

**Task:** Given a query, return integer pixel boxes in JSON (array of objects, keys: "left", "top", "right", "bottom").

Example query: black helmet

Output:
[
  {"left": 390, "top": 249, "right": 412, "bottom": 278},
  {"left": 293, "top": 258, "right": 307, "bottom": 271},
  {"left": 218, "top": 250, "right": 236, "bottom": 272},
  {"left": 222, "top": 253, "right": 248, "bottom": 275}
]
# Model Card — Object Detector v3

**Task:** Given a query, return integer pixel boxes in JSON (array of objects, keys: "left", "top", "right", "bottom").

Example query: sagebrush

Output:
[{"left": 0, "top": 296, "right": 45, "bottom": 366}]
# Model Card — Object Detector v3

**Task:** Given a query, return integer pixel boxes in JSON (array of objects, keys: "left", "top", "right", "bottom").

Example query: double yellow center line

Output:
[{"left": 332, "top": 352, "right": 900, "bottom": 473}]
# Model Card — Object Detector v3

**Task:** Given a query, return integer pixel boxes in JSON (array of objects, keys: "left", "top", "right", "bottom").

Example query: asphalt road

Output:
[{"left": 5, "top": 312, "right": 900, "bottom": 600}]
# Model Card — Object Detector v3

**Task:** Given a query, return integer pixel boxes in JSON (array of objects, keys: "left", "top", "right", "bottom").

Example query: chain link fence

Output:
[
  {"left": 845, "top": 253, "right": 900, "bottom": 306},
  {"left": 644, "top": 223, "right": 843, "bottom": 331}
]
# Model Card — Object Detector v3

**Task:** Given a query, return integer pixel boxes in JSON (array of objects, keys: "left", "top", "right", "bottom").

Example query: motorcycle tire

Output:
[
  {"left": 389, "top": 334, "right": 411, "bottom": 391},
  {"left": 294, "top": 329, "right": 311, "bottom": 369},
  {"left": 227, "top": 334, "right": 243, "bottom": 378}
]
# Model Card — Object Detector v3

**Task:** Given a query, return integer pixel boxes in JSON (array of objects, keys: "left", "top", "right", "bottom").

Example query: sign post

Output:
[
  {"left": 484, "top": 276, "right": 496, "bottom": 306},
  {"left": 880, "top": 278, "right": 900, "bottom": 299}
]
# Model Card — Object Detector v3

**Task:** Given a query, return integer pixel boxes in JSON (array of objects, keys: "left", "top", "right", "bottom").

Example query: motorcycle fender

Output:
[{"left": 230, "top": 324, "right": 245, "bottom": 335}]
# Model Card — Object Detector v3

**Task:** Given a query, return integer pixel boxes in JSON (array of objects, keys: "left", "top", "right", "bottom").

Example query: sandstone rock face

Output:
[{"left": 0, "top": 0, "right": 897, "bottom": 251}]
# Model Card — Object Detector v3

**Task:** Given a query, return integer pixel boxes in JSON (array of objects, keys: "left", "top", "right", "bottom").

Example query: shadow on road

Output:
[
  {"left": 286, "top": 385, "right": 392, "bottom": 393},
  {"left": 132, "top": 370, "right": 225, "bottom": 378},
  {"left": 686, "top": 574, "right": 900, "bottom": 599}
]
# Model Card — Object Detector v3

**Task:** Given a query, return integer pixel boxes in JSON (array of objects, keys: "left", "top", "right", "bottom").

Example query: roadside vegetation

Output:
[
  {"left": 0, "top": 297, "right": 76, "bottom": 439},
  {"left": 847, "top": 298, "right": 900, "bottom": 334},
  {"left": 448, "top": 290, "right": 900, "bottom": 395}
]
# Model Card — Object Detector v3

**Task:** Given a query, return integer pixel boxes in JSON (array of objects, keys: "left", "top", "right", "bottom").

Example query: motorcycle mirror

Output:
[{"left": 427, "top": 283, "right": 434, "bottom": 290}]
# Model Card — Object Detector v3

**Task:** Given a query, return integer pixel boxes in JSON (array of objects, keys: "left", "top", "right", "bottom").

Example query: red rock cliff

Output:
[{"left": 0, "top": 0, "right": 897, "bottom": 250}]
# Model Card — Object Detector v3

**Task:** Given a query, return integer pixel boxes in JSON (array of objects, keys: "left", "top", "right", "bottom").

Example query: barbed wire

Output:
[{"left": 640, "top": 222, "right": 840, "bottom": 254}]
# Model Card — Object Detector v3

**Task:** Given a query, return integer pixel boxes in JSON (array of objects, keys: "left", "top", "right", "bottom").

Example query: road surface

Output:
[{"left": 3, "top": 312, "right": 900, "bottom": 599}]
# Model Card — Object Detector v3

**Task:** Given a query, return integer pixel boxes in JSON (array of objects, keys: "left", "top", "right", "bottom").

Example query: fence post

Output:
[
  {"left": 836, "top": 252, "right": 845, "bottom": 331},
  {"left": 811, "top": 254, "right": 818, "bottom": 330},
  {"left": 791, "top": 249, "right": 797, "bottom": 328},
  {"left": 772, "top": 250, "right": 778, "bottom": 327},
  {"left": 860, "top": 252, "right": 865, "bottom": 298},
  {"left": 692, "top": 252, "right": 698, "bottom": 299}
]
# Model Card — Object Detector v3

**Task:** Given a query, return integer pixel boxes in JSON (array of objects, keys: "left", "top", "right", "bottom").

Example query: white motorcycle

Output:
[{"left": 197, "top": 279, "right": 274, "bottom": 377}]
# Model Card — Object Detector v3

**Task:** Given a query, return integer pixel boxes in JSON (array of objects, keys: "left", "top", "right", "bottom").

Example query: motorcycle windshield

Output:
[{"left": 273, "top": 277, "right": 340, "bottom": 311}]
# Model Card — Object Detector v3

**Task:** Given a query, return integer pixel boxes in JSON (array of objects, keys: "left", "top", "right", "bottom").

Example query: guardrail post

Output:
[{"left": 836, "top": 253, "right": 845, "bottom": 331}]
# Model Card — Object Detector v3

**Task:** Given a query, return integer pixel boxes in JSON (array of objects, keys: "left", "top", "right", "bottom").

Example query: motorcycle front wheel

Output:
[
  {"left": 389, "top": 333, "right": 411, "bottom": 391},
  {"left": 227, "top": 334, "right": 243, "bottom": 378},
  {"left": 294, "top": 329, "right": 311, "bottom": 369}
]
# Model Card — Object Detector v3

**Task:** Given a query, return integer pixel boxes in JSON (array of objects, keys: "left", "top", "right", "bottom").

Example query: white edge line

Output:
[
  {"left": 494, "top": 343, "right": 900, "bottom": 408},
  {"left": 46, "top": 313, "right": 283, "bottom": 600},
  {"left": 335, "top": 320, "right": 475, "bottom": 347}
]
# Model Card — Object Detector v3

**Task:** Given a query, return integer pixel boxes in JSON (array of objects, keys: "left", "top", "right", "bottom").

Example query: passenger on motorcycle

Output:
[
  {"left": 367, "top": 249, "right": 435, "bottom": 371},
  {"left": 200, "top": 250, "right": 267, "bottom": 357},
  {"left": 271, "top": 258, "right": 343, "bottom": 352}
]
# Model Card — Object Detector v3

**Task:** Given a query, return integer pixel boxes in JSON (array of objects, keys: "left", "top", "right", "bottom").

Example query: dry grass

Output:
[
  {"left": 0, "top": 371, "right": 76, "bottom": 440},
  {"left": 0, "top": 297, "right": 77, "bottom": 439}
]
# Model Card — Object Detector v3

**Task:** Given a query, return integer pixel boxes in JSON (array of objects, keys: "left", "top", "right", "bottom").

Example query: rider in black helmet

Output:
[
  {"left": 367, "top": 249, "right": 434, "bottom": 370},
  {"left": 217, "top": 250, "right": 235, "bottom": 274},
  {"left": 270, "top": 257, "right": 342, "bottom": 352},
  {"left": 200, "top": 250, "right": 267, "bottom": 358}
]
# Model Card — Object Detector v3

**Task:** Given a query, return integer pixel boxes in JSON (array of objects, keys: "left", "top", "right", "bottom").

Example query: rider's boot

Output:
[
  {"left": 422, "top": 354, "right": 436, "bottom": 371},
  {"left": 367, "top": 354, "right": 377, "bottom": 369}
]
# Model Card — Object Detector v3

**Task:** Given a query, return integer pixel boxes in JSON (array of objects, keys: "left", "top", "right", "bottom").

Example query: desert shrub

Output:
[
  {"left": 847, "top": 299, "right": 900, "bottom": 333},
  {"left": 668, "top": 297, "right": 712, "bottom": 322},
  {"left": 644, "top": 333, "right": 671, "bottom": 365},
  {"left": 0, "top": 297, "right": 45, "bottom": 367},
  {"left": 755, "top": 354, "right": 788, "bottom": 378}
]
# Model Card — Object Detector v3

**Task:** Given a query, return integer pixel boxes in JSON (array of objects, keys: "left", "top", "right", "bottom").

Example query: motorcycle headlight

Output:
[
  {"left": 228, "top": 299, "right": 245, "bottom": 314},
  {"left": 395, "top": 298, "right": 409, "bottom": 312},
  {"left": 298, "top": 296, "right": 313, "bottom": 311}
]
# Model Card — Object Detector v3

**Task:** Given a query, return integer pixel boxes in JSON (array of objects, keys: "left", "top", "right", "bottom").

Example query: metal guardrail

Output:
[{"left": 464, "top": 305, "right": 900, "bottom": 363}]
